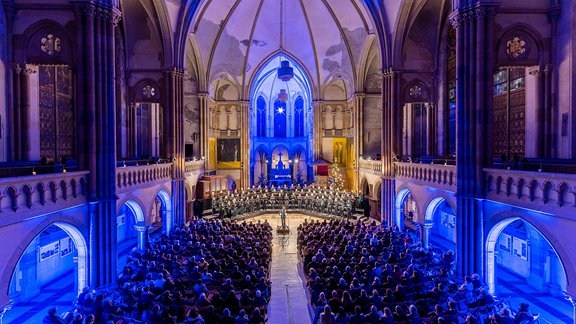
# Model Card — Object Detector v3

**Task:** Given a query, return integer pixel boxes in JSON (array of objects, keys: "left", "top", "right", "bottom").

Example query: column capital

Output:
[
  {"left": 166, "top": 67, "right": 186, "bottom": 77},
  {"left": 448, "top": 11, "right": 463, "bottom": 28},
  {"left": 528, "top": 66, "right": 543, "bottom": 77},
  {"left": 20, "top": 65, "right": 37, "bottom": 75},
  {"left": 380, "top": 68, "right": 400, "bottom": 78},
  {"left": 133, "top": 224, "right": 148, "bottom": 232},
  {"left": 12, "top": 63, "right": 22, "bottom": 74},
  {"left": 85, "top": 3, "right": 122, "bottom": 25}
]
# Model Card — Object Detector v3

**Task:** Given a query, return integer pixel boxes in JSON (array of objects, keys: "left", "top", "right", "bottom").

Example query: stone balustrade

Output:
[
  {"left": 358, "top": 158, "right": 382, "bottom": 174},
  {"left": 394, "top": 161, "right": 457, "bottom": 191},
  {"left": 0, "top": 171, "right": 89, "bottom": 225},
  {"left": 116, "top": 163, "right": 173, "bottom": 194},
  {"left": 185, "top": 160, "right": 205, "bottom": 173},
  {"left": 484, "top": 168, "right": 576, "bottom": 214}
]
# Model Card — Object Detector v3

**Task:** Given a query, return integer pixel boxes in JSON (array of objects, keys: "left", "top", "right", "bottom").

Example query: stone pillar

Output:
[
  {"left": 82, "top": 2, "right": 121, "bottom": 288},
  {"left": 423, "top": 223, "right": 433, "bottom": 249},
  {"left": 312, "top": 100, "right": 323, "bottom": 161},
  {"left": 239, "top": 101, "right": 249, "bottom": 189},
  {"left": 543, "top": 65, "right": 553, "bottom": 158},
  {"left": 198, "top": 93, "right": 209, "bottom": 163},
  {"left": 21, "top": 66, "right": 38, "bottom": 161},
  {"left": 165, "top": 68, "right": 186, "bottom": 229},
  {"left": 11, "top": 64, "right": 22, "bottom": 161},
  {"left": 528, "top": 67, "right": 545, "bottom": 157},
  {"left": 353, "top": 93, "right": 364, "bottom": 193},
  {"left": 133, "top": 224, "right": 148, "bottom": 251},
  {"left": 381, "top": 69, "right": 399, "bottom": 226},
  {"left": 449, "top": 1, "right": 498, "bottom": 277}
]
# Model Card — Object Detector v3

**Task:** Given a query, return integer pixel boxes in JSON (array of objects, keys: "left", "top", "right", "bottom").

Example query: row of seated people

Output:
[
  {"left": 71, "top": 219, "right": 273, "bottom": 324},
  {"left": 297, "top": 218, "right": 501, "bottom": 324},
  {"left": 210, "top": 184, "right": 358, "bottom": 219}
]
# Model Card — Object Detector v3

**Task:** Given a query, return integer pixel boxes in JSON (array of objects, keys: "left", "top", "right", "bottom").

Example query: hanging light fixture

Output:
[
  {"left": 277, "top": 0, "right": 294, "bottom": 81},
  {"left": 278, "top": 60, "right": 294, "bottom": 81},
  {"left": 278, "top": 89, "right": 288, "bottom": 102}
]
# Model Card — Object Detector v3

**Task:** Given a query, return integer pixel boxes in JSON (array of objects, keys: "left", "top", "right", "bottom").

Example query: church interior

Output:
[{"left": 1, "top": 0, "right": 576, "bottom": 323}]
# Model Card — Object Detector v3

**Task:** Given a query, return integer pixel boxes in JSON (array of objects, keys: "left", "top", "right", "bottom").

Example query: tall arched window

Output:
[
  {"left": 249, "top": 54, "right": 313, "bottom": 186},
  {"left": 274, "top": 99, "right": 287, "bottom": 137},
  {"left": 257, "top": 96, "right": 266, "bottom": 137},
  {"left": 294, "top": 95, "right": 304, "bottom": 137}
]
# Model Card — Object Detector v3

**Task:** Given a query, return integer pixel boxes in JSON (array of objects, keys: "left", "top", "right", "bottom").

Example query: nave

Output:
[{"left": 2, "top": 213, "right": 574, "bottom": 324}]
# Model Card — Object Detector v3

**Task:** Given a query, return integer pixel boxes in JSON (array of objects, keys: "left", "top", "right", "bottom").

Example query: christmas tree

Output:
[
  {"left": 295, "top": 165, "right": 305, "bottom": 187},
  {"left": 257, "top": 171, "right": 268, "bottom": 188},
  {"left": 329, "top": 158, "right": 344, "bottom": 191}
]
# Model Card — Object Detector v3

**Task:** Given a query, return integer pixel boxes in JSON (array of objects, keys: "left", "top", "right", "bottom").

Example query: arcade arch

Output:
[
  {"left": 9, "top": 222, "right": 88, "bottom": 303},
  {"left": 486, "top": 217, "right": 567, "bottom": 298},
  {"left": 116, "top": 199, "right": 145, "bottom": 273}
]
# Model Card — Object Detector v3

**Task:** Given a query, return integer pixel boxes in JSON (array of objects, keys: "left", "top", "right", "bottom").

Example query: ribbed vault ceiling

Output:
[{"left": 187, "top": 0, "right": 378, "bottom": 98}]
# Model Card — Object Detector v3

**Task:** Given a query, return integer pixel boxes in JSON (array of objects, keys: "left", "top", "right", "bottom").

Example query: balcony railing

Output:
[
  {"left": 116, "top": 163, "right": 173, "bottom": 194},
  {"left": 0, "top": 171, "right": 89, "bottom": 224},
  {"left": 185, "top": 160, "right": 205, "bottom": 173},
  {"left": 484, "top": 168, "right": 576, "bottom": 212},
  {"left": 358, "top": 159, "right": 382, "bottom": 174},
  {"left": 394, "top": 161, "right": 457, "bottom": 191}
]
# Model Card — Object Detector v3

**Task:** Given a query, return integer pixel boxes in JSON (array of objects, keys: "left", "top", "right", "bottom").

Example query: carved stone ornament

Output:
[
  {"left": 409, "top": 85, "right": 423, "bottom": 99},
  {"left": 142, "top": 85, "right": 156, "bottom": 98},
  {"left": 506, "top": 36, "right": 527, "bottom": 59},
  {"left": 40, "top": 34, "right": 61, "bottom": 56}
]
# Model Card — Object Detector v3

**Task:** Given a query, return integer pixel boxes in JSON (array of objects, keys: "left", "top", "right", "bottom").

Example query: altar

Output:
[{"left": 269, "top": 152, "right": 292, "bottom": 188}]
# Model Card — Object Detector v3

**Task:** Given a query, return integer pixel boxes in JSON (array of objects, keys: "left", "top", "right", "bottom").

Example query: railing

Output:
[
  {"left": 484, "top": 168, "right": 576, "bottom": 212},
  {"left": 0, "top": 171, "right": 89, "bottom": 223},
  {"left": 185, "top": 160, "right": 205, "bottom": 173},
  {"left": 358, "top": 159, "right": 382, "bottom": 174},
  {"left": 394, "top": 161, "right": 457, "bottom": 191},
  {"left": 116, "top": 163, "right": 173, "bottom": 194}
]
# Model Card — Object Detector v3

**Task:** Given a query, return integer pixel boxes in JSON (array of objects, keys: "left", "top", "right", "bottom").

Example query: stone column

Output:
[
  {"left": 543, "top": 65, "right": 553, "bottom": 157},
  {"left": 449, "top": 1, "right": 498, "bottom": 277},
  {"left": 21, "top": 66, "right": 37, "bottom": 161},
  {"left": 198, "top": 93, "right": 209, "bottom": 162},
  {"left": 11, "top": 64, "right": 22, "bottom": 161},
  {"left": 165, "top": 68, "right": 186, "bottom": 229},
  {"left": 133, "top": 224, "right": 148, "bottom": 251},
  {"left": 312, "top": 100, "right": 323, "bottom": 161},
  {"left": 82, "top": 2, "right": 121, "bottom": 288},
  {"left": 528, "top": 67, "right": 545, "bottom": 157},
  {"left": 353, "top": 93, "right": 364, "bottom": 193},
  {"left": 239, "top": 101, "right": 249, "bottom": 189},
  {"left": 423, "top": 223, "right": 433, "bottom": 249},
  {"left": 381, "top": 69, "right": 399, "bottom": 226}
]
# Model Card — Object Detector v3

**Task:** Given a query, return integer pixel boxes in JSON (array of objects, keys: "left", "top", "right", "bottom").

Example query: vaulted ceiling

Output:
[{"left": 185, "top": 0, "right": 380, "bottom": 99}]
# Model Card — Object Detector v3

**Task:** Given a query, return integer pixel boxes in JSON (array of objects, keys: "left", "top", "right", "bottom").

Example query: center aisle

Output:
[{"left": 250, "top": 213, "right": 316, "bottom": 324}]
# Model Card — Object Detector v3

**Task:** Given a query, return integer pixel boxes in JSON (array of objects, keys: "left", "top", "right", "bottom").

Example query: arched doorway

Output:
[
  {"left": 423, "top": 197, "right": 456, "bottom": 253},
  {"left": 486, "top": 218, "right": 567, "bottom": 297},
  {"left": 395, "top": 188, "right": 420, "bottom": 234},
  {"left": 8, "top": 223, "right": 88, "bottom": 307},
  {"left": 116, "top": 200, "right": 144, "bottom": 273},
  {"left": 485, "top": 217, "right": 575, "bottom": 321},
  {"left": 153, "top": 190, "right": 172, "bottom": 235}
]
